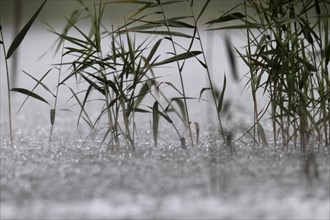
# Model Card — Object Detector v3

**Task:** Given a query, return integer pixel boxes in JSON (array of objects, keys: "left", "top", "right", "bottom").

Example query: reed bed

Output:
[
  {"left": 1, "top": 0, "right": 329, "bottom": 154},
  {"left": 206, "top": 0, "right": 329, "bottom": 152}
]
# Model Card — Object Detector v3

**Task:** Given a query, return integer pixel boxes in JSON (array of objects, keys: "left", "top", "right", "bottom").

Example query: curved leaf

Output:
[
  {"left": 206, "top": 12, "right": 245, "bottom": 25},
  {"left": 11, "top": 88, "right": 49, "bottom": 105},
  {"left": 6, "top": 0, "right": 47, "bottom": 59},
  {"left": 154, "top": 51, "right": 202, "bottom": 66}
]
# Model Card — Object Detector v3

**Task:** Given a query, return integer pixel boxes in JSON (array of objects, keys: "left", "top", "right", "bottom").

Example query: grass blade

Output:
[
  {"left": 205, "top": 12, "right": 245, "bottom": 25},
  {"left": 50, "top": 109, "right": 56, "bottom": 125},
  {"left": 217, "top": 75, "right": 227, "bottom": 113},
  {"left": 257, "top": 123, "right": 268, "bottom": 147},
  {"left": 152, "top": 101, "right": 159, "bottom": 147},
  {"left": 6, "top": 0, "right": 47, "bottom": 59},
  {"left": 197, "top": 0, "right": 211, "bottom": 21},
  {"left": 194, "top": 122, "right": 200, "bottom": 144},
  {"left": 224, "top": 35, "right": 238, "bottom": 82},
  {"left": 199, "top": 87, "right": 211, "bottom": 101},
  {"left": 154, "top": 51, "right": 202, "bottom": 66},
  {"left": 11, "top": 88, "right": 49, "bottom": 105}
]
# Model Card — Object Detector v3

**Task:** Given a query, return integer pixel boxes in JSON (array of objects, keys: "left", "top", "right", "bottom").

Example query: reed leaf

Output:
[
  {"left": 152, "top": 101, "right": 159, "bottom": 147},
  {"left": 224, "top": 35, "right": 238, "bottom": 82},
  {"left": 217, "top": 75, "right": 227, "bottom": 113},
  {"left": 11, "top": 88, "right": 49, "bottom": 105},
  {"left": 129, "top": 30, "right": 193, "bottom": 38},
  {"left": 50, "top": 109, "right": 56, "bottom": 126},
  {"left": 199, "top": 87, "right": 211, "bottom": 101},
  {"left": 6, "top": 0, "right": 47, "bottom": 59},
  {"left": 154, "top": 51, "right": 202, "bottom": 66},
  {"left": 205, "top": 12, "right": 245, "bottom": 25}
]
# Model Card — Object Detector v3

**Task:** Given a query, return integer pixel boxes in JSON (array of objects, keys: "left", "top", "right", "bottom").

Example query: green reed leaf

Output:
[
  {"left": 193, "top": 122, "right": 200, "bottom": 144},
  {"left": 217, "top": 75, "right": 226, "bottom": 113},
  {"left": 180, "top": 137, "right": 186, "bottom": 149},
  {"left": 224, "top": 35, "right": 238, "bottom": 81},
  {"left": 132, "top": 108, "right": 150, "bottom": 113},
  {"left": 11, "top": 88, "right": 49, "bottom": 105},
  {"left": 17, "top": 69, "right": 53, "bottom": 113},
  {"left": 134, "top": 83, "right": 150, "bottom": 108},
  {"left": 77, "top": 85, "right": 92, "bottom": 126},
  {"left": 325, "top": 42, "right": 330, "bottom": 65},
  {"left": 22, "top": 70, "right": 55, "bottom": 97},
  {"left": 314, "top": 0, "right": 320, "bottom": 15},
  {"left": 6, "top": 0, "right": 47, "bottom": 59},
  {"left": 257, "top": 123, "right": 268, "bottom": 147},
  {"left": 206, "top": 12, "right": 245, "bottom": 25},
  {"left": 197, "top": 0, "right": 211, "bottom": 21},
  {"left": 207, "top": 24, "right": 260, "bottom": 30},
  {"left": 131, "top": 30, "right": 193, "bottom": 38},
  {"left": 154, "top": 51, "right": 202, "bottom": 66},
  {"left": 145, "top": 39, "right": 162, "bottom": 64},
  {"left": 152, "top": 101, "right": 159, "bottom": 147},
  {"left": 50, "top": 109, "right": 56, "bottom": 126},
  {"left": 199, "top": 87, "right": 211, "bottom": 101},
  {"left": 80, "top": 74, "right": 106, "bottom": 96}
]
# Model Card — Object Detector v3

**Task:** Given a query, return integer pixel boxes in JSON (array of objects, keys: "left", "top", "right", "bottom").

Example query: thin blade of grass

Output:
[
  {"left": 67, "top": 86, "right": 94, "bottom": 129},
  {"left": 180, "top": 137, "right": 186, "bottom": 149},
  {"left": 325, "top": 42, "right": 330, "bottom": 65},
  {"left": 79, "top": 73, "right": 106, "bottom": 96},
  {"left": 11, "top": 88, "right": 49, "bottom": 105},
  {"left": 224, "top": 35, "right": 239, "bottom": 82},
  {"left": 17, "top": 69, "right": 53, "bottom": 113},
  {"left": 194, "top": 122, "right": 200, "bottom": 144},
  {"left": 50, "top": 109, "right": 56, "bottom": 125},
  {"left": 22, "top": 70, "right": 55, "bottom": 97},
  {"left": 199, "top": 87, "right": 211, "bottom": 101},
  {"left": 131, "top": 30, "right": 193, "bottom": 38},
  {"left": 257, "top": 122, "right": 268, "bottom": 147},
  {"left": 205, "top": 12, "right": 245, "bottom": 25},
  {"left": 133, "top": 82, "right": 149, "bottom": 108},
  {"left": 197, "top": 0, "right": 211, "bottom": 22},
  {"left": 152, "top": 101, "right": 159, "bottom": 147},
  {"left": 154, "top": 51, "right": 202, "bottom": 66},
  {"left": 6, "top": 0, "right": 47, "bottom": 59},
  {"left": 217, "top": 75, "right": 227, "bottom": 113},
  {"left": 77, "top": 85, "right": 92, "bottom": 126}
]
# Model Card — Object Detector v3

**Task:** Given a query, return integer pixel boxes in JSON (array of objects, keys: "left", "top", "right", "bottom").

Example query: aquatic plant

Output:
[
  {"left": 207, "top": 0, "right": 330, "bottom": 152},
  {"left": 4, "top": 0, "right": 328, "bottom": 153},
  {"left": 33, "top": 0, "right": 232, "bottom": 151},
  {"left": 0, "top": 0, "right": 47, "bottom": 147}
]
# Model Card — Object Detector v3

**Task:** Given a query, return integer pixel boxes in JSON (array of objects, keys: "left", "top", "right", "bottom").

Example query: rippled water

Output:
[{"left": 1, "top": 110, "right": 329, "bottom": 219}]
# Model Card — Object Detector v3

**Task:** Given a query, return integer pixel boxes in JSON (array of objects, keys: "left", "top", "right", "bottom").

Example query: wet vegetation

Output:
[
  {"left": 1, "top": 1, "right": 329, "bottom": 155},
  {"left": 1, "top": 0, "right": 329, "bottom": 218}
]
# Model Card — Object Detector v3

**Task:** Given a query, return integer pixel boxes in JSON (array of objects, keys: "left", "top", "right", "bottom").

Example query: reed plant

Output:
[
  {"left": 207, "top": 0, "right": 329, "bottom": 152},
  {"left": 32, "top": 0, "right": 232, "bottom": 151},
  {"left": 4, "top": 0, "right": 328, "bottom": 153},
  {"left": 0, "top": 0, "right": 47, "bottom": 147}
]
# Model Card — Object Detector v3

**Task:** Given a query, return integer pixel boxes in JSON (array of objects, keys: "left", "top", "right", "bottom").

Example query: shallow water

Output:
[{"left": 1, "top": 112, "right": 329, "bottom": 219}]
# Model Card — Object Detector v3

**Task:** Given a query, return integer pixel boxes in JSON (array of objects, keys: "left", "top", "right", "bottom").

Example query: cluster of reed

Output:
[
  {"left": 1, "top": 0, "right": 328, "bottom": 153},
  {"left": 230, "top": 0, "right": 329, "bottom": 151}
]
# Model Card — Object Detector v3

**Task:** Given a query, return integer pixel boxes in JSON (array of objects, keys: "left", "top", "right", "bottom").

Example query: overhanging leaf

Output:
[
  {"left": 205, "top": 12, "right": 245, "bottom": 25},
  {"left": 11, "top": 88, "right": 49, "bottom": 105},
  {"left": 6, "top": 0, "right": 47, "bottom": 59},
  {"left": 217, "top": 75, "right": 227, "bottom": 113},
  {"left": 154, "top": 51, "right": 202, "bottom": 66}
]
